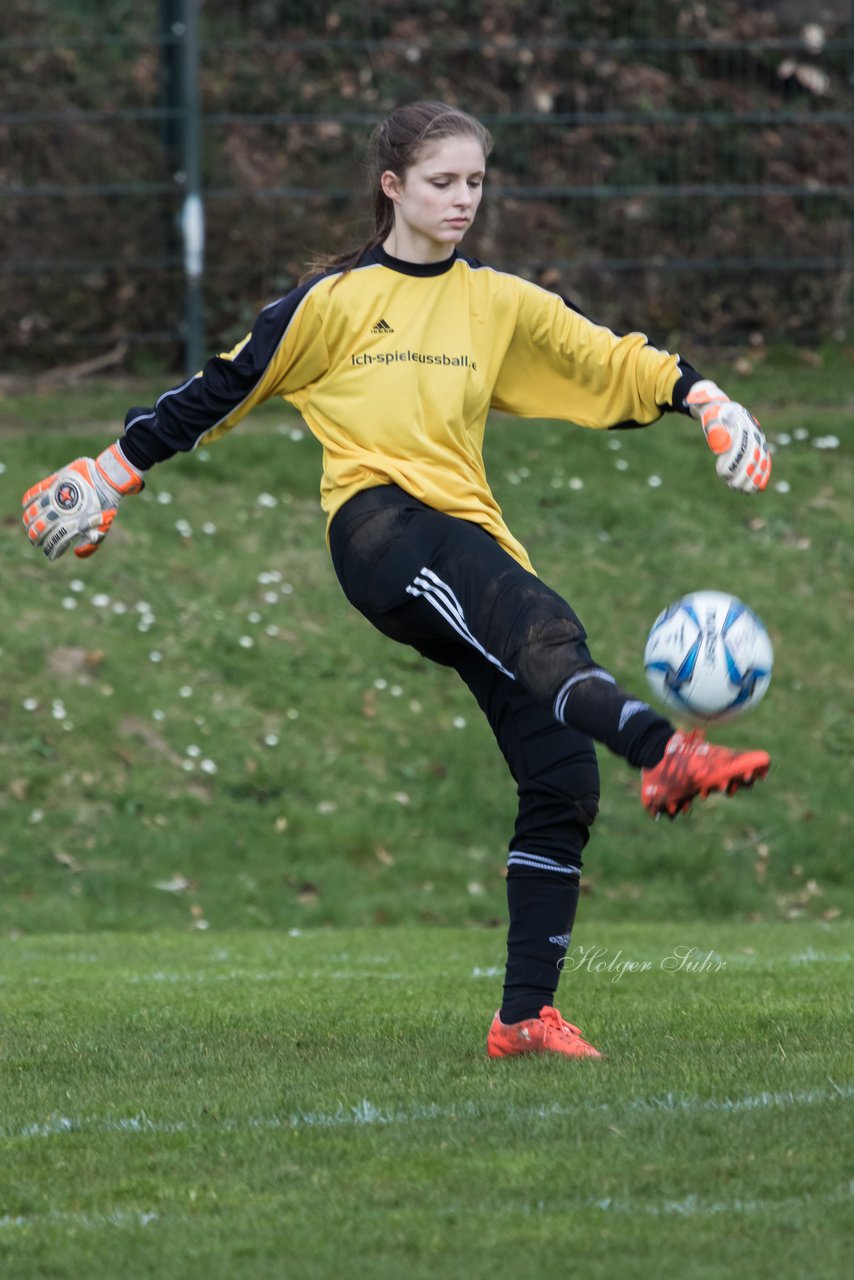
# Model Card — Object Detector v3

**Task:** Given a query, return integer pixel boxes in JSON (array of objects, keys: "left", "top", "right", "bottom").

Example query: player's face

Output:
[{"left": 381, "top": 136, "right": 486, "bottom": 262}]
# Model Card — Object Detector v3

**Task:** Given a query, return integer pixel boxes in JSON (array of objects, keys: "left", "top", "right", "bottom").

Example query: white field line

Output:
[
  {"left": 2, "top": 1187, "right": 852, "bottom": 1235},
  {"left": 5, "top": 1082, "right": 852, "bottom": 1143},
  {"left": 787, "top": 949, "right": 853, "bottom": 965},
  {"left": 2, "top": 948, "right": 851, "bottom": 989},
  {"left": 500, "top": 1184, "right": 854, "bottom": 1220},
  {"left": 5, "top": 969, "right": 407, "bottom": 986},
  {"left": 591, "top": 1185, "right": 854, "bottom": 1217},
  {"left": 0, "top": 1208, "right": 160, "bottom": 1233}
]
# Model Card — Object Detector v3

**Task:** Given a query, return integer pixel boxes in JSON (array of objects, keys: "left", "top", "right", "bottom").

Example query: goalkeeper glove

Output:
[
  {"left": 22, "top": 443, "right": 144, "bottom": 561},
  {"left": 686, "top": 380, "right": 771, "bottom": 494}
]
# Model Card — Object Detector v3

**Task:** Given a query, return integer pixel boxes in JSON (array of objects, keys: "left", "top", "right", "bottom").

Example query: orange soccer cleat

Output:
[
  {"left": 641, "top": 728, "right": 770, "bottom": 819},
  {"left": 486, "top": 1006, "right": 602, "bottom": 1060}
]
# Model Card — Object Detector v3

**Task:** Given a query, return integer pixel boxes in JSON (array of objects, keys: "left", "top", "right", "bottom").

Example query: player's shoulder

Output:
[
  {"left": 452, "top": 253, "right": 530, "bottom": 297},
  {"left": 261, "top": 265, "right": 344, "bottom": 317},
  {"left": 251, "top": 262, "right": 376, "bottom": 341},
  {"left": 454, "top": 254, "right": 578, "bottom": 306}
]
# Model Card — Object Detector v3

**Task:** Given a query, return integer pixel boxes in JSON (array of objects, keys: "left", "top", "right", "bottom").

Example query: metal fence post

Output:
[{"left": 177, "top": 0, "right": 204, "bottom": 375}]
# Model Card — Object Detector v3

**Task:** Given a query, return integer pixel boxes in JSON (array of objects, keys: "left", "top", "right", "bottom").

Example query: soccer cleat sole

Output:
[{"left": 653, "top": 759, "right": 770, "bottom": 820}]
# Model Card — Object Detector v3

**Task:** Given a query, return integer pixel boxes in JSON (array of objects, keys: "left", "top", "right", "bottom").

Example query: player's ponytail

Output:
[{"left": 301, "top": 101, "right": 492, "bottom": 283}]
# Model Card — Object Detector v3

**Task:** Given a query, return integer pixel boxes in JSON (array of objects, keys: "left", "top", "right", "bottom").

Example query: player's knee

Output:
[
  {"left": 513, "top": 615, "right": 594, "bottom": 703},
  {"left": 573, "top": 788, "right": 600, "bottom": 830},
  {"left": 516, "top": 757, "right": 600, "bottom": 857},
  {"left": 562, "top": 757, "right": 601, "bottom": 831}
]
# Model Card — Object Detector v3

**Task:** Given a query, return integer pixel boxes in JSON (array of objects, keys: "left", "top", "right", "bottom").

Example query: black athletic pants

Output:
[{"left": 330, "top": 483, "right": 672, "bottom": 865}]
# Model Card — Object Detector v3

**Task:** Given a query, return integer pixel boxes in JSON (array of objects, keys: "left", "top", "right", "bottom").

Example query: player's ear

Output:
[{"left": 380, "top": 170, "right": 403, "bottom": 203}]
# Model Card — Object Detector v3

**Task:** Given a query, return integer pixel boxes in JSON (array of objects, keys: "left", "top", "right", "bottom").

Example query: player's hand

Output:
[
  {"left": 686, "top": 380, "right": 771, "bottom": 494},
  {"left": 22, "top": 443, "right": 144, "bottom": 561}
]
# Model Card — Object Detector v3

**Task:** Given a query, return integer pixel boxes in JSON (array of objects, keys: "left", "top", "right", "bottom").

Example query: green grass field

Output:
[
  {"left": 0, "top": 348, "right": 852, "bottom": 1275},
  {"left": 1, "top": 924, "right": 852, "bottom": 1278}
]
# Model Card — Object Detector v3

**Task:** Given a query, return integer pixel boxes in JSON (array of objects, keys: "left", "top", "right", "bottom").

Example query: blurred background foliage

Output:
[{"left": 2, "top": 0, "right": 852, "bottom": 370}]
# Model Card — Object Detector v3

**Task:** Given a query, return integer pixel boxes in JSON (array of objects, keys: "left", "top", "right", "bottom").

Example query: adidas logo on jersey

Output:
[{"left": 371, "top": 318, "right": 394, "bottom": 334}]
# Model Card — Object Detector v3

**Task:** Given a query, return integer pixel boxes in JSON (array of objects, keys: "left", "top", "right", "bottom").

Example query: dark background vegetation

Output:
[{"left": 3, "top": 0, "right": 852, "bottom": 370}]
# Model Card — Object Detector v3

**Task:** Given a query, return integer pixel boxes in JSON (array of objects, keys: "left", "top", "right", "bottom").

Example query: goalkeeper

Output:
[{"left": 22, "top": 101, "right": 772, "bottom": 1062}]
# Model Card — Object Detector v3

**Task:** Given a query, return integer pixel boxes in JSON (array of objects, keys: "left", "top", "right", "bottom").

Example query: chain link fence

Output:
[{"left": 3, "top": 0, "right": 852, "bottom": 373}]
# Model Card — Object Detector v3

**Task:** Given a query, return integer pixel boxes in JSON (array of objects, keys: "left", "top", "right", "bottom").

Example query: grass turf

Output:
[{"left": 1, "top": 922, "right": 852, "bottom": 1278}]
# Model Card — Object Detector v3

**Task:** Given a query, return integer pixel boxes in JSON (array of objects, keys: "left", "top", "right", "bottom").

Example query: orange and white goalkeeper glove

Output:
[
  {"left": 22, "top": 443, "right": 144, "bottom": 561},
  {"left": 686, "top": 380, "right": 771, "bottom": 494}
]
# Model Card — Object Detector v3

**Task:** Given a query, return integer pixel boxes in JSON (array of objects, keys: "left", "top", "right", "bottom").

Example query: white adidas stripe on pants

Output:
[{"left": 405, "top": 566, "right": 515, "bottom": 679}]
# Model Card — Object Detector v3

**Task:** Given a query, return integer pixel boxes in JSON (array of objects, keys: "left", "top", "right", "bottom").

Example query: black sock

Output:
[
  {"left": 553, "top": 667, "right": 673, "bottom": 767},
  {"left": 500, "top": 864, "right": 580, "bottom": 1025}
]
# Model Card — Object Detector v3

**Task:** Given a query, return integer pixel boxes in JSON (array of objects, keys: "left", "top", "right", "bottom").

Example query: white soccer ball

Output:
[{"left": 643, "top": 590, "right": 773, "bottom": 721}]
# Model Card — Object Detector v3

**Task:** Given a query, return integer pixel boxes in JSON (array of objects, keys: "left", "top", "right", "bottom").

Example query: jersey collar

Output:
[{"left": 366, "top": 244, "right": 459, "bottom": 277}]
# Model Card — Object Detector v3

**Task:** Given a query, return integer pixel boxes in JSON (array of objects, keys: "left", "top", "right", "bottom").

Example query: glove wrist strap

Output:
[
  {"left": 94, "top": 442, "right": 145, "bottom": 497},
  {"left": 685, "top": 380, "right": 729, "bottom": 413}
]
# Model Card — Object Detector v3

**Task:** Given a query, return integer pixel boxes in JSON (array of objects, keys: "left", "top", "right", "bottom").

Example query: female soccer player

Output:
[{"left": 23, "top": 101, "right": 772, "bottom": 1060}]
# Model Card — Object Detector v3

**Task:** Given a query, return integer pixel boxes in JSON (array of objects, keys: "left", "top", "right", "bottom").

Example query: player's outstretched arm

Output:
[
  {"left": 22, "top": 442, "right": 144, "bottom": 561},
  {"left": 685, "top": 380, "right": 771, "bottom": 494}
]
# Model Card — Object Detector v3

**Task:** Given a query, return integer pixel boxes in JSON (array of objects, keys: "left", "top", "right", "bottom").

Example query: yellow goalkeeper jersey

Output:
[{"left": 122, "top": 244, "right": 697, "bottom": 571}]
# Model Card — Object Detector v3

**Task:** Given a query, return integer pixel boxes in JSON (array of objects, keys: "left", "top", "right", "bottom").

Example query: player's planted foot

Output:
[
  {"left": 486, "top": 1006, "right": 602, "bottom": 1059},
  {"left": 641, "top": 727, "right": 770, "bottom": 819}
]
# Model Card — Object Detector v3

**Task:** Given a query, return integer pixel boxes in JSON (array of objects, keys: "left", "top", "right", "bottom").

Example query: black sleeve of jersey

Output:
[
  {"left": 120, "top": 349, "right": 267, "bottom": 468},
  {"left": 558, "top": 293, "right": 704, "bottom": 429},
  {"left": 120, "top": 279, "right": 319, "bottom": 470}
]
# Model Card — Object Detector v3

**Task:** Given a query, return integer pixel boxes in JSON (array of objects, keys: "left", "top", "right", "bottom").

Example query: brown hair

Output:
[{"left": 302, "top": 101, "right": 492, "bottom": 282}]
